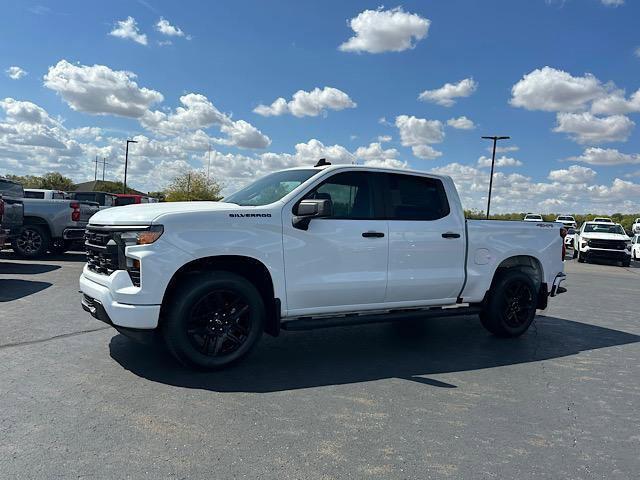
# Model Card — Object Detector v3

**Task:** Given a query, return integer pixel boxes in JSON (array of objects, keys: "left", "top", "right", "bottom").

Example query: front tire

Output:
[
  {"left": 480, "top": 269, "right": 539, "bottom": 338},
  {"left": 12, "top": 225, "right": 50, "bottom": 258},
  {"left": 577, "top": 249, "right": 586, "bottom": 263},
  {"left": 162, "top": 272, "right": 265, "bottom": 370}
]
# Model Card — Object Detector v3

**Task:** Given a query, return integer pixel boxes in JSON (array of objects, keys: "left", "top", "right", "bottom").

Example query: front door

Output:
[{"left": 282, "top": 171, "right": 388, "bottom": 315}]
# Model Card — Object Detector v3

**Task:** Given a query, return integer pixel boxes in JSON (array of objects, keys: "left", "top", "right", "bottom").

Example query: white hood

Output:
[
  {"left": 581, "top": 232, "right": 629, "bottom": 241},
  {"left": 88, "top": 201, "right": 241, "bottom": 226}
]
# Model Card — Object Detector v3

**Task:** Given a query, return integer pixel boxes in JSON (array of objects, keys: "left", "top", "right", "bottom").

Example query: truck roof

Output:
[{"left": 279, "top": 163, "right": 451, "bottom": 182}]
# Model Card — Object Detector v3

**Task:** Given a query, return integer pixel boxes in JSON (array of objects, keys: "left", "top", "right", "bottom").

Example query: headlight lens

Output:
[{"left": 119, "top": 225, "right": 164, "bottom": 246}]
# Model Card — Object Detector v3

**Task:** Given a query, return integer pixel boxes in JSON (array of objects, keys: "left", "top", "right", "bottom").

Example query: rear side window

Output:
[
  {"left": 0, "top": 179, "right": 25, "bottom": 198},
  {"left": 24, "top": 191, "right": 45, "bottom": 199},
  {"left": 304, "top": 171, "right": 375, "bottom": 219},
  {"left": 384, "top": 173, "right": 450, "bottom": 221}
]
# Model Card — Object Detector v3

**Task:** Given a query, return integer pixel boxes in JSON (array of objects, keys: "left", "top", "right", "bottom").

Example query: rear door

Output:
[
  {"left": 383, "top": 173, "right": 466, "bottom": 304},
  {"left": 282, "top": 170, "right": 389, "bottom": 314}
]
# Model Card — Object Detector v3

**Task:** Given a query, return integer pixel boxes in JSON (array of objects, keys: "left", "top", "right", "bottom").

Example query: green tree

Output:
[
  {"left": 40, "top": 172, "right": 75, "bottom": 190},
  {"left": 6, "top": 172, "right": 74, "bottom": 190},
  {"left": 164, "top": 171, "right": 223, "bottom": 202}
]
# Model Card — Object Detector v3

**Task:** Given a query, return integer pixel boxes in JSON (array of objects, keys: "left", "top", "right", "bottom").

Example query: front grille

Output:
[
  {"left": 85, "top": 227, "right": 141, "bottom": 286},
  {"left": 588, "top": 239, "right": 627, "bottom": 250}
]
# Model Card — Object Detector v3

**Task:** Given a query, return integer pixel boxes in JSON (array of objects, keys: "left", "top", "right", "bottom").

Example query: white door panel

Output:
[
  {"left": 386, "top": 218, "right": 465, "bottom": 302},
  {"left": 283, "top": 219, "right": 389, "bottom": 312}
]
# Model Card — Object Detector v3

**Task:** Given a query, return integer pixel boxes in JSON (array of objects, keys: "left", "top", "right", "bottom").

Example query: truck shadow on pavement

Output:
[
  {"left": 0, "top": 261, "right": 60, "bottom": 275},
  {"left": 109, "top": 315, "right": 639, "bottom": 393},
  {"left": 0, "top": 279, "right": 52, "bottom": 302}
]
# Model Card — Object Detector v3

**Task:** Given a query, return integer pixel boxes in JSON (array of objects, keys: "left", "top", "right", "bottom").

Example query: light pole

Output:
[
  {"left": 123, "top": 139, "right": 137, "bottom": 193},
  {"left": 481, "top": 135, "right": 510, "bottom": 219}
]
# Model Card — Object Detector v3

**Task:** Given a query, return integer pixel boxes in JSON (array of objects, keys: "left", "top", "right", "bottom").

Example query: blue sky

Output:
[{"left": 1, "top": 0, "right": 639, "bottom": 213}]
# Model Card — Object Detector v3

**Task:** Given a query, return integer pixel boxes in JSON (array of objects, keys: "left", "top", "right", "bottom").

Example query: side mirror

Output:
[{"left": 292, "top": 199, "right": 332, "bottom": 230}]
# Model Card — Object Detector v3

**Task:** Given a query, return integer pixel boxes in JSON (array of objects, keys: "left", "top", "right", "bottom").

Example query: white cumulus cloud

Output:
[
  {"left": 567, "top": 147, "right": 640, "bottom": 165},
  {"left": 553, "top": 112, "right": 634, "bottom": 144},
  {"left": 155, "top": 17, "right": 187, "bottom": 37},
  {"left": 510, "top": 66, "right": 603, "bottom": 112},
  {"left": 339, "top": 7, "right": 430, "bottom": 54},
  {"left": 109, "top": 16, "right": 147, "bottom": 45},
  {"left": 6, "top": 66, "right": 27, "bottom": 80},
  {"left": 548, "top": 165, "right": 597, "bottom": 183},
  {"left": 354, "top": 142, "right": 407, "bottom": 169},
  {"left": 477, "top": 155, "right": 522, "bottom": 168},
  {"left": 419, "top": 78, "right": 477, "bottom": 107},
  {"left": 447, "top": 116, "right": 475, "bottom": 130},
  {"left": 254, "top": 87, "right": 356, "bottom": 117},
  {"left": 43, "top": 59, "right": 163, "bottom": 118}
]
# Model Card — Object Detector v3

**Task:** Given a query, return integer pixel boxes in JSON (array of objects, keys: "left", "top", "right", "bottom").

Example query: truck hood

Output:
[
  {"left": 88, "top": 201, "right": 242, "bottom": 226},
  {"left": 580, "top": 232, "right": 629, "bottom": 241}
]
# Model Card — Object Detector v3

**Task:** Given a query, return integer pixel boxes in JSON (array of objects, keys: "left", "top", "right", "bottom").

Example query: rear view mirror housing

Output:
[{"left": 292, "top": 199, "right": 332, "bottom": 230}]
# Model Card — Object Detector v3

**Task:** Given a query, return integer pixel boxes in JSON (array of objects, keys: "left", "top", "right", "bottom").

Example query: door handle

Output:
[
  {"left": 442, "top": 232, "right": 461, "bottom": 239},
  {"left": 362, "top": 231, "right": 385, "bottom": 238}
]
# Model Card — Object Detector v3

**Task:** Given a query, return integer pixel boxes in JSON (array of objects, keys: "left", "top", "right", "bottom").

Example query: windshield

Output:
[
  {"left": 525, "top": 215, "right": 542, "bottom": 220},
  {"left": 558, "top": 216, "right": 573, "bottom": 221},
  {"left": 224, "top": 169, "right": 320, "bottom": 206},
  {"left": 584, "top": 224, "right": 625, "bottom": 235}
]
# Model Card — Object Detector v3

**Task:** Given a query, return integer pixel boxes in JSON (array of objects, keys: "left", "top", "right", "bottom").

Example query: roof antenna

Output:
[{"left": 314, "top": 158, "right": 331, "bottom": 167}]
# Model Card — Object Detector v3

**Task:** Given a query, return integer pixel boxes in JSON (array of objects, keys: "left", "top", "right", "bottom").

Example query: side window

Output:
[
  {"left": 385, "top": 173, "right": 450, "bottom": 221},
  {"left": 304, "top": 172, "right": 375, "bottom": 219}
]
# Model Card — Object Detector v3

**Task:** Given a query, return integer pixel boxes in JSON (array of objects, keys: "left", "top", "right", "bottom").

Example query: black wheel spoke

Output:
[{"left": 185, "top": 288, "right": 252, "bottom": 358}]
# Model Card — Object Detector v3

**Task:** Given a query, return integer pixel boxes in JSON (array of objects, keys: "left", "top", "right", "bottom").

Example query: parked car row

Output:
[{"left": 572, "top": 221, "right": 632, "bottom": 267}]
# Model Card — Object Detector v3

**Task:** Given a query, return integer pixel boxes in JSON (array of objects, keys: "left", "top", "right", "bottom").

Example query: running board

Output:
[{"left": 281, "top": 306, "right": 482, "bottom": 331}]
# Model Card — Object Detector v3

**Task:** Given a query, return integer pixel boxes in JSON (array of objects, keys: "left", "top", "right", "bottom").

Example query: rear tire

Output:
[
  {"left": 12, "top": 225, "right": 50, "bottom": 258},
  {"left": 162, "top": 272, "right": 265, "bottom": 370},
  {"left": 480, "top": 269, "right": 538, "bottom": 338}
]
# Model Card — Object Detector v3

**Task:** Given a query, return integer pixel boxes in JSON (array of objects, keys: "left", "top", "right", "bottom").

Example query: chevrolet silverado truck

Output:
[
  {"left": 80, "top": 163, "right": 567, "bottom": 370},
  {"left": 573, "top": 221, "right": 631, "bottom": 266},
  {"left": 0, "top": 180, "right": 99, "bottom": 257}
]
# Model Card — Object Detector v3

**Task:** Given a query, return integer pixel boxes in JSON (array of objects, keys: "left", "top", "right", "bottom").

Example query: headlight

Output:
[
  {"left": 625, "top": 241, "right": 631, "bottom": 250},
  {"left": 118, "top": 225, "right": 164, "bottom": 246}
]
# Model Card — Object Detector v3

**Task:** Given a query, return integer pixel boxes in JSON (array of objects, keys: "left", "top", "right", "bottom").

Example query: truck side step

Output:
[{"left": 281, "top": 306, "right": 482, "bottom": 331}]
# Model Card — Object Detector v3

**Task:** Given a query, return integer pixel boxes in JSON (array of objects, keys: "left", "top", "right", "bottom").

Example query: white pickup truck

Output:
[
  {"left": 80, "top": 163, "right": 567, "bottom": 369},
  {"left": 573, "top": 221, "right": 631, "bottom": 267}
]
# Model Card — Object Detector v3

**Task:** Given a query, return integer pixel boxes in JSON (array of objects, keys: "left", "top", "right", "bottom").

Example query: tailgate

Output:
[
  {"left": 1, "top": 197, "right": 24, "bottom": 231},
  {"left": 79, "top": 202, "right": 100, "bottom": 222}
]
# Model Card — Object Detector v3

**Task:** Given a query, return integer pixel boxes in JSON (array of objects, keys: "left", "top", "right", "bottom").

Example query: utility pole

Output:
[
  {"left": 481, "top": 135, "right": 510, "bottom": 219},
  {"left": 94, "top": 155, "right": 99, "bottom": 181},
  {"left": 102, "top": 158, "right": 109, "bottom": 181},
  {"left": 123, "top": 139, "right": 137, "bottom": 193}
]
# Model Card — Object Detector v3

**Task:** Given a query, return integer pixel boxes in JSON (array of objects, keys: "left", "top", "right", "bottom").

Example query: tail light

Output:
[
  {"left": 560, "top": 227, "right": 567, "bottom": 260},
  {"left": 70, "top": 201, "right": 81, "bottom": 222}
]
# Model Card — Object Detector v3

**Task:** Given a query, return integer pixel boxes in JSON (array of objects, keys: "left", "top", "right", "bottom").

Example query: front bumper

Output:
[
  {"left": 79, "top": 273, "right": 160, "bottom": 329},
  {"left": 582, "top": 248, "right": 630, "bottom": 260}
]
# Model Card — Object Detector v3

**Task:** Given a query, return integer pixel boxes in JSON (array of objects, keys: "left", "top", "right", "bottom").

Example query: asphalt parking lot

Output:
[{"left": 1, "top": 251, "right": 639, "bottom": 479}]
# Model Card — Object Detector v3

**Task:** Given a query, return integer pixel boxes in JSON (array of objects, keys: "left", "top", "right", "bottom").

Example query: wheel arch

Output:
[
  {"left": 22, "top": 216, "right": 52, "bottom": 235},
  {"left": 160, "top": 255, "right": 280, "bottom": 336},
  {"left": 486, "top": 254, "right": 546, "bottom": 309}
]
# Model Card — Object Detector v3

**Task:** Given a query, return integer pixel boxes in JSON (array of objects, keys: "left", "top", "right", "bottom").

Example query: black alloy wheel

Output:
[
  {"left": 13, "top": 225, "right": 50, "bottom": 258},
  {"left": 163, "top": 271, "right": 265, "bottom": 370},
  {"left": 186, "top": 289, "right": 251, "bottom": 357}
]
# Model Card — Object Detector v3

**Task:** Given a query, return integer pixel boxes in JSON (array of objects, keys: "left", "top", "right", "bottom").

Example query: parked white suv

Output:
[
  {"left": 80, "top": 163, "right": 567, "bottom": 369},
  {"left": 555, "top": 215, "right": 577, "bottom": 229},
  {"left": 573, "top": 221, "right": 631, "bottom": 266},
  {"left": 631, "top": 235, "right": 640, "bottom": 261},
  {"left": 632, "top": 218, "right": 640, "bottom": 235},
  {"left": 523, "top": 213, "right": 543, "bottom": 222}
]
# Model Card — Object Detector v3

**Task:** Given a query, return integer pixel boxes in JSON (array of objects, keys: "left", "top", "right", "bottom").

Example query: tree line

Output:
[{"left": 4, "top": 170, "right": 222, "bottom": 202}]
